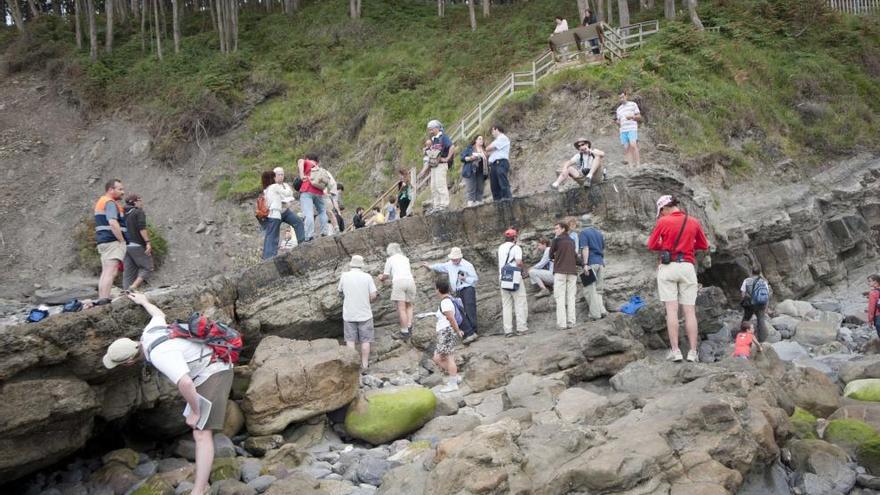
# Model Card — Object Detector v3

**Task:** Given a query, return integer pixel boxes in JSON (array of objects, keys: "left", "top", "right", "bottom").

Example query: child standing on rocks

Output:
[
  {"left": 432, "top": 277, "right": 464, "bottom": 393},
  {"left": 733, "top": 321, "right": 762, "bottom": 360}
]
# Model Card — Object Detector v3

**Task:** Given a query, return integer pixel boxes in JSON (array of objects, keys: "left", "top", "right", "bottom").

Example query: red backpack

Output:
[
  {"left": 255, "top": 193, "right": 269, "bottom": 220},
  {"left": 147, "top": 313, "right": 243, "bottom": 365}
]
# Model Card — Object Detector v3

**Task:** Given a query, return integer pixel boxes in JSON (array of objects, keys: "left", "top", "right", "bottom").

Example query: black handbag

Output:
[
  {"left": 580, "top": 268, "right": 597, "bottom": 286},
  {"left": 660, "top": 214, "right": 688, "bottom": 264}
]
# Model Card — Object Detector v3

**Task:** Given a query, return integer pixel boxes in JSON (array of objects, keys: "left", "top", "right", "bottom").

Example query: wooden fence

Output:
[{"left": 827, "top": 0, "right": 880, "bottom": 14}]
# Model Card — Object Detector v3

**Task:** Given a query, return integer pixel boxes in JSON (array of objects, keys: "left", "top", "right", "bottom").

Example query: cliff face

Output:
[{"left": 1, "top": 159, "right": 878, "bottom": 482}]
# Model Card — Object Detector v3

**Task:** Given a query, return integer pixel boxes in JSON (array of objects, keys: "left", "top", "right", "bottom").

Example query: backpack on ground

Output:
[
  {"left": 439, "top": 296, "right": 465, "bottom": 327},
  {"left": 620, "top": 295, "right": 646, "bottom": 315},
  {"left": 146, "top": 313, "right": 243, "bottom": 365},
  {"left": 309, "top": 167, "right": 333, "bottom": 191},
  {"left": 26, "top": 308, "right": 49, "bottom": 323},
  {"left": 255, "top": 193, "right": 269, "bottom": 220},
  {"left": 62, "top": 299, "right": 83, "bottom": 313},
  {"left": 749, "top": 277, "right": 770, "bottom": 306}
]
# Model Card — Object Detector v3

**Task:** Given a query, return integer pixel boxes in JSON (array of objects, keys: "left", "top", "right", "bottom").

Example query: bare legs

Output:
[
  {"left": 191, "top": 429, "right": 214, "bottom": 495},
  {"left": 346, "top": 341, "right": 370, "bottom": 369},
  {"left": 397, "top": 301, "right": 413, "bottom": 332},
  {"left": 98, "top": 259, "right": 119, "bottom": 299},
  {"left": 624, "top": 142, "right": 641, "bottom": 166},
  {"left": 664, "top": 301, "right": 698, "bottom": 352},
  {"left": 432, "top": 353, "right": 458, "bottom": 378}
]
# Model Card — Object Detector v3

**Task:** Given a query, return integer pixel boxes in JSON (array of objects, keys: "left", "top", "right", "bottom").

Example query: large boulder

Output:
[
  {"left": 844, "top": 379, "right": 880, "bottom": 402},
  {"left": 788, "top": 439, "right": 857, "bottom": 494},
  {"left": 241, "top": 336, "right": 360, "bottom": 435},
  {"left": 781, "top": 367, "right": 842, "bottom": 417},
  {"left": 344, "top": 386, "right": 436, "bottom": 445},
  {"left": 0, "top": 377, "right": 99, "bottom": 481},
  {"left": 794, "top": 320, "right": 839, "bottom": 346},
  {"left": 771, "top": 341, "right": 810, "bottom": 362},
  {"left": 829, "top": 403, "right": 880, "bottom": 432},
  {"left": 412, "top": 413, "right": 481, "bottom": 443},
  {"left": 840, "top": 356, "right": 880, "bottom": 384},
  {"left": 777, "top": 300, "right": 816, "bottom": 318},
  {"left": 553, "top": 387, "right": 609, "bottom": 424}
]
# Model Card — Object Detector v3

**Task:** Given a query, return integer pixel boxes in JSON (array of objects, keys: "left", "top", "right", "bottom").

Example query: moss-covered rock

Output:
[
  {"left": 790, "top": 407, "right": 819, "bottom": 440},
  {"left": 344, "top": 386, "right": 437, "bottom": 445},
  {"left": 858, "top": 438, "right": 880, "bottom": 475},
  {"left": 130, "top": 475, "right": 174, "bottom": 495},
  {"left": 102, "top": 448, "right": 141, "bottom": 469},
  {"left": 824, "top": 418, "right": 880, "bottom": 455},
  {"left": 844, "top": 379, "right": 880, "bottom": 402},
  {"left": 210, "top": 457, "right": 241, "bottom": 483}
]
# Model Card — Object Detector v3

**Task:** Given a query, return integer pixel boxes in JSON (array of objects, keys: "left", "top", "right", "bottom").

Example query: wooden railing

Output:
[
  {"left": 357, "top": 20, "right": 661, "bottom": 219},
  {"left": 828, "top": 0, "right": 880, "bottom": 14}
]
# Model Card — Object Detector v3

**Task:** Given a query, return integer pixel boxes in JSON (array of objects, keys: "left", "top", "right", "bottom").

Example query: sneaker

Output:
[
  {"left": 439, "top": 381, "right": 459, "bottom": 393},
  {"left": 549, "top": 183, "right": 559, "bottom": 191},
  {"left": 400, "top": 329, "right": 411, "bottom": 339},
  {"left": 504, "top": 332, "right": 515, "bottom": 338},
  {"left": 516, "top": 329, "right": 531, "bottom": 336},
  {"left": 454, "top": 375, "right": 463, "bottom": 384},
  {"left": 462, "top": 334, "right": 479, "bottom": 345},
  {"left": 667, "top": 349, "right": 683, "bottom": 362},
  {"left": 686, "top": 350, "right": 699, "bottom": 363}
]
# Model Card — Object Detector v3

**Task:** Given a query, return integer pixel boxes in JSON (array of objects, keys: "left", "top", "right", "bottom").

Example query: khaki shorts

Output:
[
  {"left": 657, "top": 262, "right": 698, "bottom": 305},
  {"left": 391, "top": 278, "right": 417, "bottom": 303},
  {"left": 558, "top": 165, "right": 584, "bottom": 178},
  {"left": 97, "top": 241, "right": 126, "bottom": 263},
  {"left": 195, "top": 369, "right": 234, "bottom": 431},
  {"left": 344, "top": 319, "right": 375, "bottom": 343}
]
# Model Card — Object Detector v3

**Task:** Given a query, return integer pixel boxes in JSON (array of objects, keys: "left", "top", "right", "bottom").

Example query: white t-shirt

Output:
[
  {"left": 264, "top": 183, "right": 295, "bottom": 219},
  {"left": 553, "top": 19, "right": 569, "bottom": 33},
  {"left": 570, "top": 152, "right": 594, "bottom": 172},
  {"left": 141, "top": 315, "right": 231, "bottom": 386},
  {"left": 435, "top": 297, "right": 455, "bottom": 332},
  {"left": 488, "top": 133, "right": 511, "bottom": 162},
  {"left": 497, "top": 242, "right": 523, "bottom": 278},
  {"left": 337, "top": 269, "right": 377, "bottom": 322},
  {"left": 616, "top": 101, "right": 640, "bottom": 133},
  {"left": 383, "top": 253, "right": 414, "bottom": 282}
]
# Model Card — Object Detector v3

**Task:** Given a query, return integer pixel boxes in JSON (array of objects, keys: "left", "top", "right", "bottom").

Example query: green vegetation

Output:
[
  {"left": 845, "top": 378, "right": 880, "bottom": 402},
  {"left": 824, "top": 418, "right": 879, "bottom": 454},
  {"left": 3, "top": 0, "right": 879, "bottom": 208},
  {"left": 789, "top": 407, "right": 818, "bottom": 440},
  {"left": 73, "top": 217, "right": 168, "bottom": 275},
  {"left": 517, "top": 0, "right": 880, "bottom": 173},
  {"left": 858, "top": 437, "right": 880, "bottom": 475}
]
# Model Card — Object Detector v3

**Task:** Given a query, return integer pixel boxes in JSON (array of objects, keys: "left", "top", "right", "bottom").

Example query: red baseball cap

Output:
[{"left": 504, "top": 228, "right": 518, "bottom": 239}]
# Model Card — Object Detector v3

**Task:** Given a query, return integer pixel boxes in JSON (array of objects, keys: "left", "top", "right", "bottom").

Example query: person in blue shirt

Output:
[
  {"left": 578, "top": 214, "right": 607, "bottom": 320},
  {"left": 486, "top": 124, "right": 512, "bottom": 201},
  {"left": 424, "top": 246, "right": 480, "bottom": 343}
]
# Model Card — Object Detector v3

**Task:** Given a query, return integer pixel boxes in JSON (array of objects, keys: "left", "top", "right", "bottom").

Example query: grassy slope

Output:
[
  {"left": 3, "top": 0, "right": 879, "bottom": 208},
  {"left": 524, "top": 0, "right": 880, "bottom": 172}
]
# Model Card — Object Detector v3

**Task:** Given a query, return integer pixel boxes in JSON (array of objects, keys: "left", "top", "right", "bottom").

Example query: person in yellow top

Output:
[{"left": 366, "top": 206, "right": 386, "bottom": 226}]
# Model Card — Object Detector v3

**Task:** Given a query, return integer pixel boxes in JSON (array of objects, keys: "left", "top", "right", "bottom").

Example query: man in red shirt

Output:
[
  {"left": 647, "top": 195, "right": 710, "bottom": 363},
  {"left": 298, "top": 154, "right": 329, "bottom": 241},
  {"left": 868, "top": 274, "right": 880, "bottom": 338}
]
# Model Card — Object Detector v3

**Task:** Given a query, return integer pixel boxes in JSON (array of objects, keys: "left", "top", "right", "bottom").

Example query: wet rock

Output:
[
  {"left": 355, "top": 456, "right": 394, "bottom": 486},
  {"left": 175, "top": 482, "right": 194, "bottom": 495},
  {"left": 102, "top": 449, "right": 140, "bottom": 470},
  {"left": 129, "top": 474, "right": 174, "bottom": 495},
  {"left": 246, "top": 475, "right": 276, "bottom": 494},
  {"left": 172, "top": 438, "right": 196, "bottom": 462},
  {"left": 90, "top": 463, "right": 140, "bottom": 495},
  {"left": 242, "top": 435, "right": 283, "bottom": 458},
  {"left": 133, "top": 461, "right": 159, "bottom": 479},
  {"left": 240, "top": 458, "right": 262, "bottom": 484}
]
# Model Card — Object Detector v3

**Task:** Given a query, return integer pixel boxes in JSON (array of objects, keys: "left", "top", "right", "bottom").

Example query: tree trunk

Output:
[
  {"left": 140, "top": 0, "right": 146, "bottom": 50},
  {"left": 686, "top": 0, "right": 702, "bottom": 29},
  {"left": 576, "top": 0, "right": 587, "bottom": 23},
  {"left": 8, "top": 0, "right": 25, "bottom": 31},
  {"left": 52, "top": 0, "right": 61, "bottom": 16},
  {"left": 664, "top": 0, "right": 674, "bottom": 19},
  {"left": 606, "top": 0, "right": 613, "bottom": 26},
  {"left": 349, "top": 0, "right": 358, "bottom": 18},
  {"left": 467, "top": 0, "right": 476, "bottom": 30},
  {"left": 74, "top": 0, "right": 83, "bottom": 48},
  {"left": 153, "top": 0, "right": 163, "bottom": 60},
  {"left": 596, "top": 0, "right": 604, "bottom": 23},
  {"left": 644, "top": 0, "right": 655, "bottom": 9},
  {"left": 87, "top": 0, "right": 98, "bottom": 60},
  {"left": 232, "top": 0, "right": 238, "bottom": 51},
  {"left": 171, "top": 0, "right": 180, "bottom": 53},
  {"left": 617, "top": 0, "right": 628, "bottom": 26},
  {"left": 105, "top": 0, "right": 114, "bottom": 53},
  {"left": 437, "top": 0, "right": 444, "bottom": 17},
  {"left": 208, "top": 0, "right": 217, "bottom": 32},
  {"left": 159, "top": 0, "right": 167, "bottom": 40},
  {"left": 482, "top": 0, "right": 489, "bottom": 17},
  {"left": 26, "top": 0, "right": 40, "bottom": 17}
]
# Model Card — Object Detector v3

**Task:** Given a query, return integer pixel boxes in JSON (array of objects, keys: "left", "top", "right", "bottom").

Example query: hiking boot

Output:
[
  {"left": 439, "top": 381, "right": 459, "bottom": 393},
  {"left": 686, "top": 350, "right": 699, "bottom": 363},
  {"left": 667, "top": 349, "right": 683, "bottom": 362},
  {"left": 462, "top": 334, "right": 479, "bottom": 345}
]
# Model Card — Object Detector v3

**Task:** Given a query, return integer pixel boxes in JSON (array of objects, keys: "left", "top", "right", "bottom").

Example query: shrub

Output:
[{"left": 72, "top": 217, "right": 168, "bottom": 276}]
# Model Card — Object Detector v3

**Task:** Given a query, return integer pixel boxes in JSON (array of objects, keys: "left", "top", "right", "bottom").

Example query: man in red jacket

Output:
[{"left": 647, "top": 195, "right": 710, "bottom": 363}]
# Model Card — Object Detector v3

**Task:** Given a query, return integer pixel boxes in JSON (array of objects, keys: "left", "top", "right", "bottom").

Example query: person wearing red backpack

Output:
[
  {"left": 868, "top": 274, "right": 880, "bottom": 339},
  {"left": 102, "top": 293, "right": 235, "bottom": 495}
]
